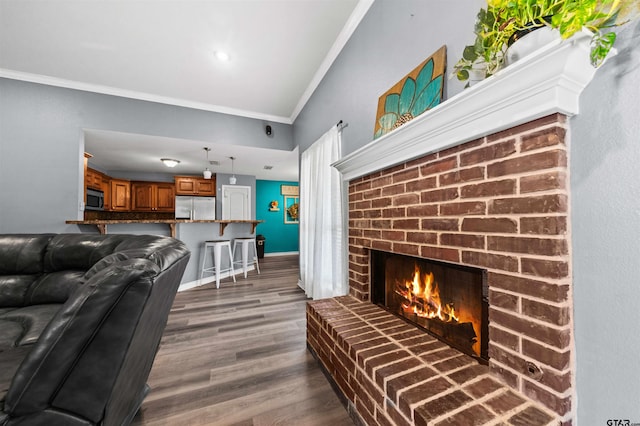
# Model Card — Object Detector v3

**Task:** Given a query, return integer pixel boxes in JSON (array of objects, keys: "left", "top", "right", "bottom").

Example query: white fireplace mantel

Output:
[{"left": 333, "top": 31, "right": 600, "bottom": 181}]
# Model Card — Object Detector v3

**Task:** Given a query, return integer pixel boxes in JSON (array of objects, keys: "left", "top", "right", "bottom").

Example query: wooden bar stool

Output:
[
  {"left": 200, "top": 240, "right": 236, "bottom": 289},
  {"left": 232, "top": 237, "right": 261, "bottom": 279}
]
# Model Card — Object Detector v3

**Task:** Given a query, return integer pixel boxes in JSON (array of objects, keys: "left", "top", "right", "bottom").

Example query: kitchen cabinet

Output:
[
  {"left": 110, "top": 179, "right": 130, "bottom": 211},
  {"left": 85, "top": 167, "right": 103, "bottom": 191},
  {"left": 101, "top": 176, "right": 111, "bottom": 211},
  {"left": 131, "top": 182, "right": 175, "bottom": 212},
  {"left": 155, "top": 184, "right": 176, "bottom": 210},
  {"left": 174, "top": 176, "right": 216, "bottom": 196}
]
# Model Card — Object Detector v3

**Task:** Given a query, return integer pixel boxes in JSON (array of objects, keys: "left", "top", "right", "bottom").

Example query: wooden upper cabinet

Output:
[
  {"left": 195, "top": 179, "right": 215, "bottom": 196},
  {"left": 175, "top": 177, "right": 196, "bottom": 194},
  {"left": 85, "top": 167, "right": 103, "bottom": 191},
  {"left": 131, "top": 182, "right": 175, "bottom": 212},
  {"left": 174, "top": 176, "right": 216, "bottom": 196},
  {"left": 82, "top": 159, "right": 177, "bottom": 213},
  {"left": 155, "top": 184, "right": 176, "bottom": 210},
  {"left": 101, "top": 176, "right": 111, "bottom": 211},
  {"left": 110, "top": 179, "right": 130, "bottom": 211},
  {"left": 131, "top": 182, "right": 154, "bottom": 211}
]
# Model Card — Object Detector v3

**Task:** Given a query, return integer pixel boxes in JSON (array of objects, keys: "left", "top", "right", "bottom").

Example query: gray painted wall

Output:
[
  {"left": 292, "top": 0, "right": 640, "bottom": 422},
  {"left": 293, "top": 0, "right": 484, "bottom": 154},
  {"left": 0, "top": 79, "right": 289, "bottom": 283},
  {"left": 570, "top": 22, "right": 640, "bottom": 424},
  {"left": 0, "top": 78, "right": 292, "bottom": 233}
]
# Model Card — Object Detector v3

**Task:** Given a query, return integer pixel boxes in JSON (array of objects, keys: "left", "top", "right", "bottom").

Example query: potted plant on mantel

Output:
[{"left": 453, "top": 0, "right": 640, "bottom": 86}]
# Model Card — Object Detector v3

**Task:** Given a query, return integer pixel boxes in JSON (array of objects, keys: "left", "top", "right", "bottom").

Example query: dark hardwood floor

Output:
[{"left": 132, "top": 255, "right": 354, "bottom": 426}]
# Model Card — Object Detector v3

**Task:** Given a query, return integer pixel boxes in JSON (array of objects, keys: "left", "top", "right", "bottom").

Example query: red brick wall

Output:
[{"left": 347, "top": 114, "right": 573, "bottom": 417}]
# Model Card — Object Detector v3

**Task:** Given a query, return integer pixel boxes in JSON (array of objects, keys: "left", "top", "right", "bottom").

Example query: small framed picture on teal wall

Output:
[{"left": 284, "top": 196, "right": 299, "bottom": 224}]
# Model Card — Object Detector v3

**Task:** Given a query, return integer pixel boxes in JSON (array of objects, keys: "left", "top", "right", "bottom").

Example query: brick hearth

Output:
[
  {"left": 307, "top": 296, "right": 557, "bottom": 425},
  {"left": 307, "top": 113, "right": 574, "bottom": 424}
]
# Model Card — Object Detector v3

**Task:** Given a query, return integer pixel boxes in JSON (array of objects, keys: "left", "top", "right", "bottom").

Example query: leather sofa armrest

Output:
[{"left": 3, "top": 258, "right": 159, "bottom": 419}]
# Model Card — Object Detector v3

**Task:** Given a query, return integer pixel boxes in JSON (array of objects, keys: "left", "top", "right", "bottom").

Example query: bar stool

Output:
[
  {"left": 200, "top": 240, "right": 236, "bottom": 289},
  {"left": 232, "top": 237, "right": 261, "bottom": 279}
]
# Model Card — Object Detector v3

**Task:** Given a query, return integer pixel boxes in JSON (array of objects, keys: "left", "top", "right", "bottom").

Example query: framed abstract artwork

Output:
[
  {"left": 284, "top": 196, "right": 299, "bottom": 224},
  {"left": 373, "top": 45, "right": 446, "bottom": 139}
]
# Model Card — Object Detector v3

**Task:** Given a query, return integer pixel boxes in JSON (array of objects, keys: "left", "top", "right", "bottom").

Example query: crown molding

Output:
[{"left": 0, "top": 68, "right": 293, "bottom": 124}]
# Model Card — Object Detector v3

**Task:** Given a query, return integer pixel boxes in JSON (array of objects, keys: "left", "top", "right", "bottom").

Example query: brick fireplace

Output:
[
  {"left": 308, "top": 114, "right": 571, "bottom": 425},
  {"left": 306, "top": 34, "right": 600, "bottom": 426}
]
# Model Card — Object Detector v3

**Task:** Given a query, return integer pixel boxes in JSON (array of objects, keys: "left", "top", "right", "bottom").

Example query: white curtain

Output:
[{"left": 299, "top": 125, "right": 347, "bottom": 299}]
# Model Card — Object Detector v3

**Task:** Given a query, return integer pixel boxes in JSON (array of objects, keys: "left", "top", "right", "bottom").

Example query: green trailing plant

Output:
[{"left": 453, "top": 0, "right": 640, "bottom": 85}]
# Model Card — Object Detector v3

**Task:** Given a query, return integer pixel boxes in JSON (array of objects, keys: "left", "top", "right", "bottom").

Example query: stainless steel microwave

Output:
[{"left": 86, "top": 188, "right": 104, "bottom": 211}]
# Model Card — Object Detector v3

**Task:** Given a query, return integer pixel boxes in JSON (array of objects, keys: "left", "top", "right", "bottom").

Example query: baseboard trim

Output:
[
  {"left": 178, "top": 266, "right": 256, "bottom": 292},
  {"left": 264, "top": 251, "right": 299, "bottom": 257}
]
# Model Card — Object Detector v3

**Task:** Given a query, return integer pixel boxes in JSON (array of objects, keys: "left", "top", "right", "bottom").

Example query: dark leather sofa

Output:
[{"left": 0, "top": 233, "right": 190, "bottom": 426}]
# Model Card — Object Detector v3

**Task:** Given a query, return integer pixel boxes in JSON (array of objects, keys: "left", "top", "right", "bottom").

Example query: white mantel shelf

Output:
[{"left": 333, "top": 31, "right": 599, "bottom": 181}]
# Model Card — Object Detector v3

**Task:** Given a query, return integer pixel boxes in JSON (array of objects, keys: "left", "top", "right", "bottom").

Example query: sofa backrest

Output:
[
  {"left": 0, "top": 234, "right": 189, "bottom": 308},
  {"left": 0, "top": 234, "right": 54, "bottom": 276},
  {"left": 0, "top": 234, "right": 56, "bottom": 308}
]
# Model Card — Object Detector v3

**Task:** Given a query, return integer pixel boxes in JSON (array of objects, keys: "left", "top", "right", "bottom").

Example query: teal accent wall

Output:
[{"left": 256, "top": 180, "right": 299, "bottom": 254}]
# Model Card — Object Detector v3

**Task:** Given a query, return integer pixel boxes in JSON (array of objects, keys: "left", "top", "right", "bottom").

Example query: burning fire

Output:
[{"left": 396, "top": 264, "right": 459, "bottom": 322}]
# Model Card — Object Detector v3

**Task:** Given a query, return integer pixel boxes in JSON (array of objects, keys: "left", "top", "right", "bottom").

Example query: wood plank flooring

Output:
[{"left": 131, "top": 255, "right": 354, "bottom": 426}]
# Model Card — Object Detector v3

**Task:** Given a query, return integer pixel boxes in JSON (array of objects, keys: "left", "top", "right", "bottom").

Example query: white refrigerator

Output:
[{"left": 175, "top": 196, "right": 216, "bottom": 220}]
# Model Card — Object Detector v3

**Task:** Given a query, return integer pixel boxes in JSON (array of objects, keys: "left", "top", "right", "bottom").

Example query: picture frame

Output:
[
  {"left": 373, "top": 45, "right": 446, "bottom": 139},
  {"left": 281, "top": 185, "right": 299, "bottom": 196},
  {"left": 284, "top": 196, "right": 299, "bottom": 224}
]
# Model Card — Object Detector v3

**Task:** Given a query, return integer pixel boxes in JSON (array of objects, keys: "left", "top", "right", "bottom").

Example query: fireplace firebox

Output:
[{"left": 371, "top": 250, "right": 489, "bottom": 361}]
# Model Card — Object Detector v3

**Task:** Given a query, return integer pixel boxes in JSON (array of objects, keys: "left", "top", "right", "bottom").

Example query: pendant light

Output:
[
  {"left": 203, "top": 148, "right": 212, "bottom": 179},
  {"left": 229, "top": 156, "right": 237, "bottom": 184}
]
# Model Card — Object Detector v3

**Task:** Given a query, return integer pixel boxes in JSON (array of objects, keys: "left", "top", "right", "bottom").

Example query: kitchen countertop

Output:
[{"left": 66, "top": 219, "right": 264, "bottom": 237}]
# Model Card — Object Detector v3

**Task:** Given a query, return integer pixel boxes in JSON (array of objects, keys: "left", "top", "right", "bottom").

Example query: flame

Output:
[{"left": 396, "top": 264, "right": 459, "bottom": 323}]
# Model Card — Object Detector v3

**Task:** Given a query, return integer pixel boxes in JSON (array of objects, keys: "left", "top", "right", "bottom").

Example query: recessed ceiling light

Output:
[{"left": 214, "top": 50, "right": 230, "bottom": 62}]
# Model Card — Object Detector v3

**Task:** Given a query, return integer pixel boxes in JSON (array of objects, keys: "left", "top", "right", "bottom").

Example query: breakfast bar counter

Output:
[{"left": 66, "top": 219, "right": 263, "bottom": 238}]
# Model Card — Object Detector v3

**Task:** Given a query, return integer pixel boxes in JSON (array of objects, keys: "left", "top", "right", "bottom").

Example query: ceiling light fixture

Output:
[
  {"left": 229, "top": 156, "right": 237, "bottom": 184},
  {"left": 203, "top": 148, "right": 212, "bottom": 179},
  {"left": 161, "top": 158, "right": 180, "bottom": 168},
  {"left": 214, "top": 50, "right": 230, "bottom": 62}
]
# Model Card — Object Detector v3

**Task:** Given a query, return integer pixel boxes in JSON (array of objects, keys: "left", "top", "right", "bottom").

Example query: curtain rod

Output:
[{"left": 337, "top": 120, "right": 349, "bottom": 130}]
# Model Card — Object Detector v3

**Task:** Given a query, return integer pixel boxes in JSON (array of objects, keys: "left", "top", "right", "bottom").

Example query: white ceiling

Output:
[{"left": 0, "top": 0, "right": 373, "bottom": 181}]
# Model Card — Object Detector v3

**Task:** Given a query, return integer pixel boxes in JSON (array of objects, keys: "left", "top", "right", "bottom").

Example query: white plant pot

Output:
[
  {"left": 467, "top": 67, "right": 487, "bottom": 87},
  {"left": 505, "top": 26, "right": 560, "bottom": 65}
]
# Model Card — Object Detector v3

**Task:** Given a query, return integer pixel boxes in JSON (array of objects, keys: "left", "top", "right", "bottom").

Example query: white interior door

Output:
[{"left": 221, "top": 185, "right": 251, "bottom": 220}]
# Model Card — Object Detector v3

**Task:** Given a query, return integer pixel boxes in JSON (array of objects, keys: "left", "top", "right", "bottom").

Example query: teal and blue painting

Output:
[{"left": 374, "top": 45, "right": 446, "bottom": 139}]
